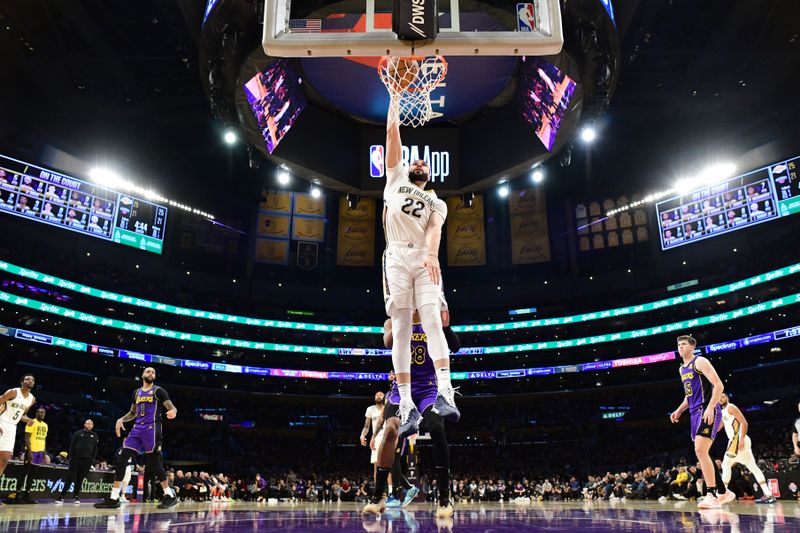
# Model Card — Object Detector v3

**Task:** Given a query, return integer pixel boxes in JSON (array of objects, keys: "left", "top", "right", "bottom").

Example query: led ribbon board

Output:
[
  {"left": 0, "top": 288, "right": 798, "bottom": 356},
  {"left": 1, "top": 258, "right": 797, "bottom": 335},
  {"left": 3, "top": 323, "right": 798, "bottom": 382}
]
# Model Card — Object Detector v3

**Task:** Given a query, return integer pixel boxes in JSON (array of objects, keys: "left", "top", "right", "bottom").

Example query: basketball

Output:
[{"left": 387, "top": 57, "right": 419, "bottom": 91}]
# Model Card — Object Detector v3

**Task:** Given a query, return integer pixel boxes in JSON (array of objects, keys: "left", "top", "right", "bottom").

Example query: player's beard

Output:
[
  {"left": 143, "top": 376, "right": 155, "bottom": 384},
  {"left": 409, "top": 168, "right": 429, "bottom": 186}
]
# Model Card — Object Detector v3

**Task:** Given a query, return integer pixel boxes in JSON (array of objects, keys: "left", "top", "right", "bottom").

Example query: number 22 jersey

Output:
[{"left": 383, "top": 164, "right": 447, "bottom": 246}]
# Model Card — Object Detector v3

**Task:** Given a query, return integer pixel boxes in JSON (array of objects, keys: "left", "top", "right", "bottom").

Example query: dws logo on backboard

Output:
[{"left": 369, "top": 144, "right": 450, "bottom": 183}]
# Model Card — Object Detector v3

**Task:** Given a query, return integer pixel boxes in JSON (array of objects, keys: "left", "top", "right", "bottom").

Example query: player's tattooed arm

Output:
[
  {"left": 163, "top": 399, "right": 178, "bottom": 419},
  {"left": 116, "top": 404, "right": 137, "bottom": 437},
  {"left": 360, "top": 417, "right": 371, "bottom": 446}
]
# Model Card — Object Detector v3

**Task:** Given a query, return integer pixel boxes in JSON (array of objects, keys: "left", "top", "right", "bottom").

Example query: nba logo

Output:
[
  {"left": 370, "top": 145, "right": 385, "bottom": 178},
  {"left": 517, "top": 3, "right": 535, "bottom": 32}
]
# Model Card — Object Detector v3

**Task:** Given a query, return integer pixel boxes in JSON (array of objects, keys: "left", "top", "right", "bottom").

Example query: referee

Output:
[{"left": 56, "top": 419, "right": 98, "bottom": 504}]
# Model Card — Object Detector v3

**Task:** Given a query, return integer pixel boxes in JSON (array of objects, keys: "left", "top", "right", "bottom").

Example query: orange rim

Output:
[{"left": 377, "top": 55, "right": 448, "bottom": 94}]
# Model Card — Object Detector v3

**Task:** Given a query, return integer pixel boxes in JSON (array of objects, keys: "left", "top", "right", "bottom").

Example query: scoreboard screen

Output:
[
  {"left": 0, "top": 154, "right": 167, "bottom": 254},
  {"left": 656, "top": 155, "right": 800, "bottom": 250}
]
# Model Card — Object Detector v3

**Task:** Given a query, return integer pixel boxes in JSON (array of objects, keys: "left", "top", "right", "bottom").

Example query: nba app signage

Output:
[
  {"left": 369, "top": 144, "right": 450, "bottom": 183},
  {"left": 361, "top": 129, "right": 459, "bottom": 191}
]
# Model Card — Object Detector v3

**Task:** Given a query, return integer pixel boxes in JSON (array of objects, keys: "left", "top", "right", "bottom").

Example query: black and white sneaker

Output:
[
  {"left": 158, "top": 495, "right": 179, "bottom": 509},
  {"left": 93, "top": 498, "right": 120, "bottom": 509},
  {"left": 432, "top": 387, "right": 460, "bottom": 422},
  {"left": 53, "top": 498, "right": 64, "bottom": 505},
  {"left": 73, "top": 498, "right": 80, "bottom": 505},
  {"left": 755, "top": 495, "right": 777, "bottom": 504},
  {"left": 398, "top": 403, "right": 422, "bottom": 439}
]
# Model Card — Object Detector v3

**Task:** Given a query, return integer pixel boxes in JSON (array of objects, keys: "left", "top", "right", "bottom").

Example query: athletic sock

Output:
[
  {"left": 707, "top": 486, "right": 717, "bottom": 497},
  {"left": 757, "top": 480, "right": 772, "bottom": 496},
  {"left": 398, "top": 383, "right": 412, "bottom": 405},
  {"left": 164, "top": 487, "right": 175, "bottom": 498},
  {"left": 436, "top": 367, "right": 452, "bottom": 394},
  {"left": 372, "top": 467, "right": 391, "bottom": 502},
  {"left": 111, "top": 487, "right": 120, "bottom": 500}
]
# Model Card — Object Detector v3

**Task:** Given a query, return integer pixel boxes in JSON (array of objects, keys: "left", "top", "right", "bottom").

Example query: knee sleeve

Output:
[
  {"left": 114, "top": 449, "right": 138, "bottom": 482},
  {"left": 418, "top": 304, "right": 449, "bottom": 363},
  {"left": 424, "top": 409, "right": 450, "bottom": 469},
  {"left": 391, "top": 309, "right": 413, "bottom": 374},
  {"left": 145, "top": 452, "right": 167, "bottom": 482}
]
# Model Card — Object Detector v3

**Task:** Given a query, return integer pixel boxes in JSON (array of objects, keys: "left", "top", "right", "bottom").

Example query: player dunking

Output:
[
  {"left": 363, "top": 307, "right": 460, "bottom": 518},
  {"left": 95, "top": 367, "right": 178, "bottom": 509},
  {"left": 0, "top": 375, "right": 36, "bottom": 480},
  {"left": 719, "top": 393, "right": 777, "bottom": 503},
  {"left": 670, "top": 335, "right": 734, "bottom": 509},
  {"left": 382, "top": 96, "right": 459, "bottom": 439}
]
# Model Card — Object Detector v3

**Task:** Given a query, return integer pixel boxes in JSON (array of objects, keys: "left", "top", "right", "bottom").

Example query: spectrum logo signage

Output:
[{"left": 368, "top": 144, "right": 451, "bottom": 183}]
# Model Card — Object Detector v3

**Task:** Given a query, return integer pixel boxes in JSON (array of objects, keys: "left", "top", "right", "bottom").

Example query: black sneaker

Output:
[
  {"left": 73, "top": 498, "right": 81, "bottom": 505},
  {"left": 157, "top": 495, "right": 178, "bottom": 510},
  {"left": 94, "top": 498, "right": 121, "bottom": 509}
]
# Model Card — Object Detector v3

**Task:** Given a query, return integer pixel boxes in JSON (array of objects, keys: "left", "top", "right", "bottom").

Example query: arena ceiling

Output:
[{"left": 0, "top": 0, "right": 798, "bottom": 215}]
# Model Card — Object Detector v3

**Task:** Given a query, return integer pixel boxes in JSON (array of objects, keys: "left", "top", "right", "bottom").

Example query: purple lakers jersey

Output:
[
  {"left": 133, "top": 386, "right": 163, "bottom": 426},
  {"left": 679, "top": 356, "right": 711, "bottom": 411},
  {"left": 410, "top": 323, "right": 436, "bottom": 386}
]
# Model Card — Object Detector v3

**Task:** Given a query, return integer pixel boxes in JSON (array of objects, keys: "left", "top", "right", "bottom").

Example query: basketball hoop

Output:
[{"left": 378, "top": 56, "right": 448, "bottom": 128}]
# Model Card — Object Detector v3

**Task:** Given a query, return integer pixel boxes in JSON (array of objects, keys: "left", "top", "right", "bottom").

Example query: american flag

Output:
[{"left": 289, "top": 19, "right": 322, "bottom": 33}]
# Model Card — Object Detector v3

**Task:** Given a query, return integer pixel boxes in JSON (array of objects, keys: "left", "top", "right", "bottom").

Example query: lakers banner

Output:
[
  {"left": 255, "top": 238, "right": 290, "bottom": 265},
  {"left": 292, "top": 216, "right": 326, "bottom": 242},
  {"left": 509, "top": 188, "right": 551, "bottom": 264},
  {"left": 294, "top": 192, "right": 326, "bottom": 217},
  {"left": 256, "top": 212, "right": 291, "bottom": 239},
  {"left": 260, "top": 189, "right": 293, "bottom": 213},
  {"left": 337, "top": 197, "right": 376, "bottom": 266},
  {"left": 446, "top": 195, "right": 486, "bottom": 266}
]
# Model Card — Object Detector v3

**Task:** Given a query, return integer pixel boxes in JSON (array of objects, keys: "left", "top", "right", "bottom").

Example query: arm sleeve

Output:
[
  {"left": 156, "top": 387, "right": 170, "bottom": 404},
  {"left": 443, "top": 326, "right": 460, "bottom": 353}
]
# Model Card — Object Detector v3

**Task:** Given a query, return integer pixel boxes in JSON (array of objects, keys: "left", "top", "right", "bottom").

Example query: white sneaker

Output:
[
  {"left": 658, "top": 496, "right": 668, "bottom": 503},
  {"left": 697, "top": 494, "right": 721, "bottom": 509},
  {"left": 119, "top": 496, "right": 128, "bottom": 504},
  {"left": 673, "top": 494, "right": 687, "bottom": 501}
]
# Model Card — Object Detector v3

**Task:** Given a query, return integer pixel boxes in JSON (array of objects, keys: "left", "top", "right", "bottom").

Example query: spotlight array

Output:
[
  {"left": 605, "top": 163, "right": 736, "bottom": 217},
  {"left": 89, "top": 167, "right": 215, "bottom": 219}
]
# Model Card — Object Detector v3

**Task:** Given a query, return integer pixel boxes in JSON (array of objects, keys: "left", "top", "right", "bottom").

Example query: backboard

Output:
[{"left": 264, "top": 0, "right": 563, "bottom": 57}]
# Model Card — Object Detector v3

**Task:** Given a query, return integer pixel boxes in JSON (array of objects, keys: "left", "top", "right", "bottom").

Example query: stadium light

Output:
[
  {"left": 310, "top": 184, "right": 322, "bottom": 198},
  {"left": 673, "top": 163, "right": 736, "bottom": 194},
  {"left": 580, "top": 125, "right": 596, "bottom": 143},
  {"left": 277, "top": 170, "right": 291, "bottom": 186},
  {"left": 223, "top": 129, "right": 237, "bottom": 145},
  {"left": 497, "top": 182, "right": 509, "bottom": 198},
  {"left": 531, "top": 168, "right": 544, "bottom": 184}
]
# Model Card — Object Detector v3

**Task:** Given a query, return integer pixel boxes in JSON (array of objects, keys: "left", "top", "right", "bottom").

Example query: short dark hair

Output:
[
  {"left": 20, "top": 373, "right": 34, "bottom": 384},
  {"left": 676, "top": 335, "right": 697, "bottom": 347}
]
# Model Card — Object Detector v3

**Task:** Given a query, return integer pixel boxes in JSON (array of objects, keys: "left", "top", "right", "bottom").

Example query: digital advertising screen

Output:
[
  {"left": 0, "top": 154, "right": 168, "bottom": 254},
  {"left": 243, "top": 59, "right": 307, "bottom": 154},
  {"left": 655, "top": 155, "right": 800, "bottom": 250},
  {"left": 516, "top": 57, "right": 577, "bottom": 152}
]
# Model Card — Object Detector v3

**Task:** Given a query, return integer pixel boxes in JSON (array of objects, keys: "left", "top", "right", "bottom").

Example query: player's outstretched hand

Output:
[
  {"left": 423, "top": 254, "right": 441, "bottom": 286},
  {"left": 166, "top": 409, "right": 177, "bottom": 420},
  {"left": 669, "top": 410, "right": 681, "bottom": 424}
]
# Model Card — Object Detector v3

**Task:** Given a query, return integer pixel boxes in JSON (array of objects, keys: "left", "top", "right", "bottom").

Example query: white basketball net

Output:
[{"left": 378, "top": 56, "right": 448, "bottom": 128}]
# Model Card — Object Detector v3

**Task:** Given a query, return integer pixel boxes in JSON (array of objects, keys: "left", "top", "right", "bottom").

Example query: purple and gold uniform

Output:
[
  {"left": 123, "top": 386, "right": 169, "bottom": 453},
  {"left": 680, "top": 356, "right": 722, "bottom": 441},
  {"left": 388, "top": 323, "right": 438, "bottom": 413}
]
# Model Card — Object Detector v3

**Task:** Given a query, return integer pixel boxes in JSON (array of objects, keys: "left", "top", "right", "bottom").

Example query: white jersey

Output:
[
  {"left": 721, "top": 403, "right": 751, "bottom": 453},
  {"left": 794, "top": 417, "right": 800, "bottom": 436},
  {"left": 383, "top": 164, "right": 447, "bottom": 246},
  {"left": 365, "top": 404, "right": 385, "bottom": 437},
  {"left": 0, "top": 388, "right": 35, "bottom": 425}
]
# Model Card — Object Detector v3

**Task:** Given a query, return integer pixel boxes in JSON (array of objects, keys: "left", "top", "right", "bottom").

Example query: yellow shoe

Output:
[
  {"left": 362, "top": 498, "right": 386, "bottom": 515},
  {"left": 435, "top": 501, "right": 454, "bottom": 518}
]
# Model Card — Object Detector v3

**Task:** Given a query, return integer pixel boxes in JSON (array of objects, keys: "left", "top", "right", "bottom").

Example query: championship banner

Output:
[
  {"left": 291, "top": 216, "right": 326, "bottom": 242},
  {"left": 337, "top": 197, "right": 376, "bottom": 266},
  {"left": 446, "top": 194, "right": 486, "bottom": 266},
  {"left": 509, "top": 188, "right": 551, "bottom": 264},
  {"left": 256, "top": 212, "right": 291, "bottom": 239},
  {"left": 255, "top": 238, "right": 290, "bottom": 265},
  {"left": 260, "top": 189, "right": 293, "bottom": 213},
  {"left": 293, "top": 192, "right": 326, "bottom": 217}
]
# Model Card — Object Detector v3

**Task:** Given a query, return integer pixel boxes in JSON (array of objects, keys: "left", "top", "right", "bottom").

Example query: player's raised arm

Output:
[{"left": 386, "top": 97, "right": 402, "bottom": 170}]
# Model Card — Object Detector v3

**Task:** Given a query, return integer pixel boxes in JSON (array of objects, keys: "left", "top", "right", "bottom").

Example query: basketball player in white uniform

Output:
[
  {"left": 361, "top": 391, "right": 386, "bottom": 483},
  {"left": 0, "top": 374, "right": 37, "bottom": 478},
  {"left": 793, "top": 401, "right": 800, "bottom": 459},
  {"left": 382, "top": 96, "right": 459, "bottom": 439},
  {"left": 719, "top": 393, "right": 777, "bottom": 503}
]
